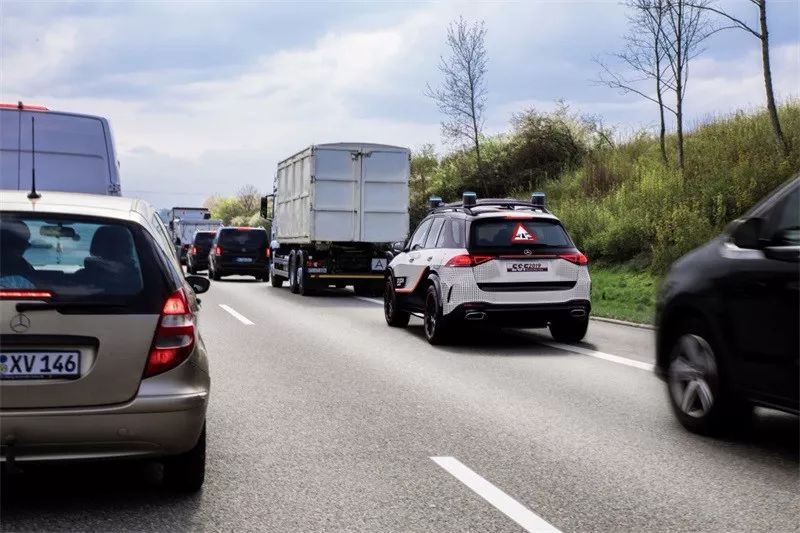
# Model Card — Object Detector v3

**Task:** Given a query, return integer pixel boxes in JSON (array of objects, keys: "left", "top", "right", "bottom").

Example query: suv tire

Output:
[
  {"left": 424, "top": 284, "right": 451, "bottom": 344},
  {"left": 549, "top": 316, "right": 588, "bottom": 343},
  {"left": 211, "top": 265, "right": 222, "bottom": 281},
  {"left": 666, "top": 319, "right": 750, "bottom": 435},
  {"left": 163, "top": 424, "right": 206, "bottom": 493},
  {"left": 384, "top": 277, "right": 410, "bottom": 328}
]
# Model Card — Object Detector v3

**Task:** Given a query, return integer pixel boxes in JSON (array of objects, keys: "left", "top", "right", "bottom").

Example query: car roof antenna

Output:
[{"left": 27, "top": 116, "right": 41, "bottom": 200}]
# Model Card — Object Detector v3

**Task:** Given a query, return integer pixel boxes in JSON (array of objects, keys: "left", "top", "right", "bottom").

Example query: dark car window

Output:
[
  {"left": 424, "top": 218, "right": 445, "bottom": 249},
  {"left": 408, "top": 219, "right": 432, "bottom": 251},
  {"left": 471, "top": 218, "right": 572, "bottom": 249},
  {"left": 437, "top": 219, "right": 466, "bottom": 248},
  {"left": 194, "top": 232, "right": 216, "bottom": 247},
  {"left": 771, "top": 187, "right": 800, "bottom": 245},
  {"left": 0, "top": 213, "right": 170, "bottom": 311},
  {"left": 218, "top": 229, "right": 267, "bottom": 249}
]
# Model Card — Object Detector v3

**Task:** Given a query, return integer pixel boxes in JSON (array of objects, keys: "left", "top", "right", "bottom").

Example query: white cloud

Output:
[{"left": 1, "top": 2, "right": 797, "bottom": 208}]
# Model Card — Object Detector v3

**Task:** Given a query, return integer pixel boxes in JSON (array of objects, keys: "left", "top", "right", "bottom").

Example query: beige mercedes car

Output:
[{"left": 0, "top": 191, "right": 211, "bottom": 492}]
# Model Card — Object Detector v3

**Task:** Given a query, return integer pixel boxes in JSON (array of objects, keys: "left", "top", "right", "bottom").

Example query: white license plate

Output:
[
  {"left": 506, "top": 262, "right": 548, "bottom": 273},
  {"left": 0, "top": 351, "right": 81, "bottom": 380},
  {"left": 235, "top": 257, "right": 253, "bottom": 263}
]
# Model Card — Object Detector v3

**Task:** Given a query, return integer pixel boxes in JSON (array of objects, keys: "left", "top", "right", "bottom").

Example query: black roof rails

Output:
[{"left": 432, "top": 198, "right": 550, "bottom": 215}]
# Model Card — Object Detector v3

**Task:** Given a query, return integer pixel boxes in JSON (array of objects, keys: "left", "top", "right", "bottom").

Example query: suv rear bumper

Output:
[
  {"left": 447, "top": 300, "right": 591, "bottom": 328},
  {"left": 216, "top": 261, "right": 269, "bottom": 275},
  {"left": 0, "top": 371, "right": 209, "bottom": 463}
]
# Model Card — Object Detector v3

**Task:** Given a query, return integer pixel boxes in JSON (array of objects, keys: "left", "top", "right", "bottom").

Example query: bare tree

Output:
[
  {"left": 426, "top": 17, "right": 488, "bottom": 186},
  {"left": 236, "top": 184, "right": 261, "bottom": 213},
  {"left": 596, "top": 0, "right": 674, "bottom": 165},
  {"left": 660, "top": 0, "right": 713, "bottom": 171},
  {"left": 688, "top": 0, "right": 788, "bottom": 155}
]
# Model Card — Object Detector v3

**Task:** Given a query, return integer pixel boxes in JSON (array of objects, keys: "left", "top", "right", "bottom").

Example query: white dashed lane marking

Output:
[
  {"left": 431, "top": 456, "right": 561, "bottom": 533},
  {"left": 219, "top": 304, "right": 254, "bottom": 325}
]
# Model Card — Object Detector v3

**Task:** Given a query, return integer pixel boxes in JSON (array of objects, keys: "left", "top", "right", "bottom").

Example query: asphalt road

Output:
[{"left": 2, "top": 276, "right": 798, "bottom": 532}]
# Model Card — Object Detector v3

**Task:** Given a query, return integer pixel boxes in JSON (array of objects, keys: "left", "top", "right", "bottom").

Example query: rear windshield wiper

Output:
[{"left": 15, "top": 302, "right": 128, "bottom": 313}]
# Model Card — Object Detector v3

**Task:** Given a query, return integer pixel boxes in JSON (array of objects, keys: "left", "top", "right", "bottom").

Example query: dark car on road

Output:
[
  {"left": 656, "top": 176, "right": 799, "bottom": 434},
  {"left": 187, "top": 230, "right": 216, "bottom": 274},
  {"left": 208, "top": 227, "right": 269, "bottom": 281}
]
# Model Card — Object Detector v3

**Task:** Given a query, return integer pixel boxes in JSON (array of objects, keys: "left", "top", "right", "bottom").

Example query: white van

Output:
[{"left": 0, "top": 103, "right": 121, "bottom": 196}]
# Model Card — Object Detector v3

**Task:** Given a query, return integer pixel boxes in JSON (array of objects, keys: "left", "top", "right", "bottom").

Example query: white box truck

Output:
[
  {"left": 0, "top": 102, "right": 122, "bottom": 195},
  {"left": 263, "top": 142, "right": 410, "bottom": 295},
  {"left": 168, "top": 207, "right": 213, "bottom": 263}
]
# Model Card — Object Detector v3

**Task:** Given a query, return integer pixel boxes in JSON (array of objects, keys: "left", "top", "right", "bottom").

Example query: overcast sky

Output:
[{"left": 2, "top": 0, "right": 798, "bottom": 208}]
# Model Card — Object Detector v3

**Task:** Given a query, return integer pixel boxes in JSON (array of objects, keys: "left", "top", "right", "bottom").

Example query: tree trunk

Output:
[
  {"left": 758, "top": 0, "right": 788, "bottom": 155},
  {"left": 674, "top": 1, "right": 685, "bottom": 172}
]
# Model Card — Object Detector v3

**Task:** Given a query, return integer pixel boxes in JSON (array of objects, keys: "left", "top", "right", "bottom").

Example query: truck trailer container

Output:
[{"left": 262, "top": 142, "right": 410, "bottom": 295}]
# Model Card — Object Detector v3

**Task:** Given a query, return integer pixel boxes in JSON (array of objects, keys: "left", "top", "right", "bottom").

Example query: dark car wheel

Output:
[
  {"left": 187, "top": 262, "right": 197, "bottom": 275},
  {"left": 163, "top": 424, "right": 206, "bottom": 493},
  {"left": 384, "top": 277, "right": 410, "bottom": 328},
  {"left": 210, "top": 264, "right": 221, "bottom": 281},
  {"left": 270, "top": 263, "right": 284, "bottom": 287},
  {"left": 424, "top": 284, "right": 450, "bottom": 345},
  {"left": 548, "top": 316, "right": 589, "bottom": 343},
  {"left": 666, "top": 325, "right": 750, "bottom": 435}
]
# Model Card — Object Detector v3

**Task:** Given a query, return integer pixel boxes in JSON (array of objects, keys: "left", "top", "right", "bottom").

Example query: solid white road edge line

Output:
[
  {"left": 219, "top": 304, "right": 254, "bottom": 326},
  {"left": 431, "top": 456, "right": 561, "bottom": 533},
  {"left": 540, "top": 340, "right": 655, "bottom": 371}
]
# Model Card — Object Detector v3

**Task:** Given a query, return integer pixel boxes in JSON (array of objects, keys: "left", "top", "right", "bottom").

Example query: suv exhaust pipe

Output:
[
  {"left": 465, "top": 311, "right": 486, "bottom": 321},
  {"left": 569, "top": 308, "right": 587, "bottom": 319}
]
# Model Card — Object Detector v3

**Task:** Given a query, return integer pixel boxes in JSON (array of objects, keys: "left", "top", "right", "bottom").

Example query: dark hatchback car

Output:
[
  {"left": 208, "top": 227, "right": 269, "bottom": 281},
  {"left": 656, "top": 176, "right": 799, "bottom": 434},
  {"left": 186, "top": 231, "right": 216, "bottom": 274}
]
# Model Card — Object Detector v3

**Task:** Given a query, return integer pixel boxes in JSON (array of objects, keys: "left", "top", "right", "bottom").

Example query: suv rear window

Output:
[
  {"left": 0, "top": 214, "right": 169, "bottom": 308},
  {"left": 471, "top": 218, "right": 572, "bottom": 249},
  {"left": 218, "top": 228, "right": 267, "bottom": 249},
  {"left": 194, "top": 232, "right": 216, "bottom": 247}
]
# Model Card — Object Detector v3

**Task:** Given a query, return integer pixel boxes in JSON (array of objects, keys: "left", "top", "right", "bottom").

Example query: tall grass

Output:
[{"left": 545, "top": 102, "right": 800, "bottom": 272}]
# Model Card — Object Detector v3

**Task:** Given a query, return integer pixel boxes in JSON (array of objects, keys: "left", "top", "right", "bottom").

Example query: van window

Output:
[{"left": 218, "top": 229, "right": 267, "bottom": 249}]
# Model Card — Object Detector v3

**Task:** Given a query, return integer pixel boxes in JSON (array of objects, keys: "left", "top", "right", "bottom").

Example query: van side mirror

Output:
[
  {"left": 729, "top": 217, "right": 762, "bottom": 249},
  {"left": 392, "top": 241, "right": 405, "bottom": 254}
]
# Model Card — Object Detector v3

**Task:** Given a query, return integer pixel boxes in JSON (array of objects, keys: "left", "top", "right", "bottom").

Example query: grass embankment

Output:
[{"left": 590, "top": 265, "right": 658, "bottom": 324}]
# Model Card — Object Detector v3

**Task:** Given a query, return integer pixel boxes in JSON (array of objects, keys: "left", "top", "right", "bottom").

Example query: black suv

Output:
[
  {"left": 656, "top": 176, "right": 799, "bottom": 434},
  {"left": 208, "top": 227, "right": 269, "bottom": 281},
  {"left": 186, "top": 231, "right": 217, "bottom": 274}
]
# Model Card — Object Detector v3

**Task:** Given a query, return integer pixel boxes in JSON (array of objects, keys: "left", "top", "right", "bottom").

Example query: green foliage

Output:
[
  {"left": 590, "top": 265, "right": 658, "bottom": 324},
  {"left": 211, "top": 198, "right": 249, "bottom": 224},
  {"left": 411, "top": 102, "right": 798, "bottom": 273},
  {"left": 548, "top": 102, "right": 800, "bottom": 272}
]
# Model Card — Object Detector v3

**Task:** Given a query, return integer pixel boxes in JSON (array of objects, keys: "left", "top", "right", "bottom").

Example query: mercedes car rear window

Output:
[
  {"left": 194, "top": 232, "right": 216, "bottom": 246},
  {"left": 0, "top": 213, "right": 168, "bottom": 307},
  {"left": 218, "top": 229, "right": 267, "bottom": 248},
  {"left": 471, "top": 218, "right": 572, "bottom": 248}
]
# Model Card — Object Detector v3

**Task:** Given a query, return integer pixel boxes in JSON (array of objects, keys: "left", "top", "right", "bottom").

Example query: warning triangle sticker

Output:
[{"left": 511, "top": 223, "right": 538, "bottom": 243}]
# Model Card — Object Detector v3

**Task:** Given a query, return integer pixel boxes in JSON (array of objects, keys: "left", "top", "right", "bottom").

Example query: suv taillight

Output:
[
  {"left": 215, "top": 245, "right": 222, "bottom": 256},
  {"left": 144, "top": 289, "right": 195, "bottom": 378},
  {"left": 445, "top": 254, "right": 494, "bottom": 267},
  {"left": 559, "top": 252, "right": 589, "bottom": 266},
  {"left": 191, "top": 245, "right": 198, "bottom": 255}
]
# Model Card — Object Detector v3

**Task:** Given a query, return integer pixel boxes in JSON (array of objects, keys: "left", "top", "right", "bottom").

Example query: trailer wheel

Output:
[
  {"left": 270, "top": 262, "right": 284, "bottom": 287},
  {"left": 289, "top": 252, "right": 300, "bottom": 294}
]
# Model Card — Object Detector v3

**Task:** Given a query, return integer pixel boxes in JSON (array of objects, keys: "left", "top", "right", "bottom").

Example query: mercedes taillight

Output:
[
  {"left": 445, "top": 254, "right": 494, "bottom": 267},
  {"left": 144, "top": 289, "right": 195, "bottom": 378}
]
